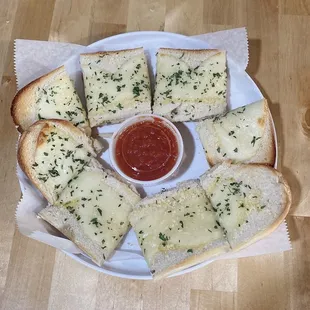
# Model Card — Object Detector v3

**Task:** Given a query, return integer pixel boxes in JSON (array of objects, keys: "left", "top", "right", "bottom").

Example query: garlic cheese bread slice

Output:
[
  {"left": 18, "top": 120, "right": 98, "bottom": 204},
  {"left": 129, "top": 180, "right": 229, "bottom": 279},
  {"left": 80, "top": 48, "right": 152, "bottom": 127},
  {"left": 39, "top": 167, "right": 140, "bottom": 266},
  {"left": 153, "top": 48, "right": 227, "bottom": 121},
  {"left": 11, "top": 66, "right": 89, "bottom": 132},
  {"left": 200, "top": 162, "right": 291, "bottom": 250},
  {"left": 196, "top": 99, "right": 276, "bottom": 166}
]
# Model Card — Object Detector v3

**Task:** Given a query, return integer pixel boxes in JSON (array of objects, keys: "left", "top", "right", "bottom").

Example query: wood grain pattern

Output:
[
  {"left": 279, "top": 15, "right": 310, "bottom": 216},
  {"left": 1, "top": 1, "right": 310, "bottom": 309},
  {"left": 190, "top": 290, "right": 236, "bottom": 310},
  {"left": 49, "top": 0, "right": 93, "bottom": 45}
]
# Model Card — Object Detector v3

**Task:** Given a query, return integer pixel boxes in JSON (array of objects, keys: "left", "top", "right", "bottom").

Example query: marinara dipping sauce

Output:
[{"left": 114, "top": 117, "right": 180, "bottom": 181}]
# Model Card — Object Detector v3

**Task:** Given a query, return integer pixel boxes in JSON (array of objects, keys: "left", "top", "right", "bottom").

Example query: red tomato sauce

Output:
[{"left": 115, "top": 118, "right": 179, "bottom": 181}]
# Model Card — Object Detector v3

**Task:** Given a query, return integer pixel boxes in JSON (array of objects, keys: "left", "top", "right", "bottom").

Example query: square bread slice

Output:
[
  {"left": 11, "top": 66, "right": 89, "bottom": 133},
  {"left": 129, "top": 180, "right": 230, "bottom": 279},
  {"left": 196, "top": 98, "right": 276, "bottom": 166},
  {"left": 200, "top": 162, "right": 291, "bottom": 251},
  {"left": 153, "top": 48, "right": 227, "bottom": 122},
  {"left": 39, "top": 167, "right": 141, "bottom": 266},
  {"left": 18, "top": 119, "right": 98, "bottom": 204},
  {"left": 80, "top": 48, "right": 152, "bottom": 127}
]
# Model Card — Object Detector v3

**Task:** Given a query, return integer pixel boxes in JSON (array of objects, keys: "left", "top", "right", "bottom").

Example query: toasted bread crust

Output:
[
  {"left": 39, "top": 205, "right": 106, "bottom": 266},
  {"left": 11, "top": 66, "right": 89, "bottom": 133},
  {"left": 129, "top": 180, "right": 230, "bottom": 279},
  {"left": 153, "top": 245, "right": 228, "bottom": 280},
  {"left": 200, "top": 162, "right": 292, "bottom": 250},
  {"left": 18, "top": 119, "right": 96, "bottom": 203},
  {"left": 11, "top": 66, "right": 66, "bottom": 132},
  {"left": 197, "top": 99, "right": 276, "bottom": 167},
  {"left": 247, "top": 100, "right": 276, "bottom": 166},
  {"left": 80, "top": 47, "right": 143, "bottom": 58},
  {"left": 229, "top": 165, "right": 291, "bottom": 252},
  {"left": 158, "top": 48, "right": 223, "bottom": 55},
  {"left": 156, "top": 165, "right": 291, "bottom": 280}
]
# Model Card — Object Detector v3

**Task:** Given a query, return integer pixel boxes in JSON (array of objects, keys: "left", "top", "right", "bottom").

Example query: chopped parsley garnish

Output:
[
  {"left": 133, "top": 85, "right": 142, "bottom": 97},
  {"left": 48, "top": 168, "right": 59, "bottom": 177},
  {"left": 159, "top": 232, "right": 169, "bottom": 241},
  {"left": 251, "top": 136, "right": 261, "bottom": 146}
]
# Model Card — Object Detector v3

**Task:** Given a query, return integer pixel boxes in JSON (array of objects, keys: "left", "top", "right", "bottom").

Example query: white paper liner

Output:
[
  {"left": 193, "top": 27, "right": 249, "bottom": 72},
  {"left": 13, "top": 29, "right": 291, "bottom": 273},
  {"left": 14, "top": 39, "right": 86, "bottom": 90}
]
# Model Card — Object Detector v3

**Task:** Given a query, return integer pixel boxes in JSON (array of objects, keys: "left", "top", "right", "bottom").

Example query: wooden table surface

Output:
[{"left": 1, "top": 1, "right": 310, "bottom": 309}]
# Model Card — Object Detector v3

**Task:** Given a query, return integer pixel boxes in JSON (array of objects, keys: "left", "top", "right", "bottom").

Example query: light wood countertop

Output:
[{"left": 1, "top": 1, "right": 310, "bottom": 309}]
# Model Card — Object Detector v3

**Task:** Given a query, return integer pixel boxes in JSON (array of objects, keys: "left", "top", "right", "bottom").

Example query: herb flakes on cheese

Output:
[
  {"left": 80, "top": 48, "right": 152, "bottom": 127},
  {"left": 197, "top": 98, "right": 275, "bottom": 166},
  {"left": 200, "top": 162, "right": 290, "bottom": 250},
  {"left": 36, "top": 71, "right": 87, "bottom": 128},
  {"left": 129, "top": 181, "right": 228, "bottom": 268},
  {"left": 55, "top": 168, "right": 140, "bottom": 261},
  {"left": 153, "top": 48, "right": 227, "bottom": 122},
  {"left": 204, "top": 176, "right": 264, "bottom": 237},
  {"left": 11, "top": 66, "right": 89, "bottom": 132},
  {"left": 32, "top": 124, "right": 93, "bottom": 198}
]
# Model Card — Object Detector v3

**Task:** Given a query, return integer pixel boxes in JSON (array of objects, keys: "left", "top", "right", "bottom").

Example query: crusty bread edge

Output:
[
  {"left": 129, "top": 179, "right": 229, "bottom": 280},
  {"left": 157, "top": 47, "right": 224, "bottom": 55},
  {"left": 80, "top": 47, "right": 144, "bottom": 58},
  {"left": 11, "top": 66, "right": 66, "bottom": 132},
  {"left": 245, "top": 99, "right": 276, "bottom": 166},
  {"left": 229, "top": 168, "right": 291, "bottom": 252},
  {"left": 131, "top": 180, "right": 200, "bottom": 212},
  {"left": 197, "top": 99, "right": 276, "bottom": 167},
  {"left": 39, "top": 205, "right": 106, "bottom": 266},
  {"left": 200, "top": 162, "right": 292, "bottom": 250},
  {"left": 153, "top": 245, "right": 228, "bottom": 280},
  {"left": 11, "top": 65, "right": 90, "bottom": 133},
  {"left": 18, "top": 119, "right": 97, "bottom": 204}
]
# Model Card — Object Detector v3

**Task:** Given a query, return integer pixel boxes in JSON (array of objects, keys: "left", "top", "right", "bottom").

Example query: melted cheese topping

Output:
[
  {"left": 154, "top": 52, "right": 226, "bottom": 112},
  {"left": 56, "top": 170, "right": 134, "bottom": 259},
  {"left": 33, "top": 127, "right": 92, "bottom": 197},
  {"left": 83, "top": 54, "right": 151, "bottom": 122},
  {"left": 131, "top": 185, "right": 226, "bottom": 264},
  {"left": 36, "top": 75, "right": 87, "bottom": 127},
  {"left": 212, "top": 101, "right": 265, "bottom": 161},
  {"left": 205, "top": 177, "right": 264, "bottom": 238}
]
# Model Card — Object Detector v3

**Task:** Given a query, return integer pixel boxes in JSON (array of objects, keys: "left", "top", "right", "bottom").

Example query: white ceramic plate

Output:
[{"left": 61, "top": 31, "right": 273, "bottom": 279}]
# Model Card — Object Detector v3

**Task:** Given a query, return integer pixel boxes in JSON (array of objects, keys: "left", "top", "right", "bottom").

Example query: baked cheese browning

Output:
[
  {"left": 153, "top": 49, "right": 227, "bottom": 121},
  {"left": 81, "top": 49, "right": 152, "bottom": 126},
  {"left": 36, "top": 74, "right": 87, "bottom": 127},
  {"left": 55, "top": 169, "right": 140, "bottom": 261},
  {"left": 129, "top": 182, "right": 226, "bottom": 265},
  {"left": 32, "top": 124, "right": 93, "bottom": 198},
  {"left": 197, "top": 99, "right": 271, "bottom": 165}
]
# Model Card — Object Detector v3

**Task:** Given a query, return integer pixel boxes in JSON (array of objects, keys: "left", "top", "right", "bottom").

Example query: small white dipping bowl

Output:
[{"left": 109, "top": 114, "right": 184, "bottom": 186}]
